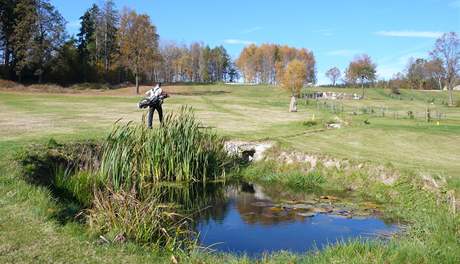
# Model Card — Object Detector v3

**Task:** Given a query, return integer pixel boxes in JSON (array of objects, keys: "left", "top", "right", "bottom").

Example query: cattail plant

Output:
[{"left": 99, "top": 106, "right": 231, "bottom": 194}]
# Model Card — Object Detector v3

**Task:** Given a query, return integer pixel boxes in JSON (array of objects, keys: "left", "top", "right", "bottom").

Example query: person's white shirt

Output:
[{"left": 146, "top": 84, "right": 162, "bottom": 99}]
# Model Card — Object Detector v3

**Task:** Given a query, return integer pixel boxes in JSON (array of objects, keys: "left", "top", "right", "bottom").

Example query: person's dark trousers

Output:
[{"left": 147, "top": 104, "right": 163, "bottom": 128}]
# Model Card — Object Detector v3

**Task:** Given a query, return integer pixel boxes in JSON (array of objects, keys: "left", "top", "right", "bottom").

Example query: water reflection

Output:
[{"left": 195, "top": 182, "right": 399, "bottom": 256}]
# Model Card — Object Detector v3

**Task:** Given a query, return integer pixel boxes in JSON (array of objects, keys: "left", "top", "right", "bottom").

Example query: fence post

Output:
[{"left": 425, "top": 107, "right": 431, "bottom": 122}]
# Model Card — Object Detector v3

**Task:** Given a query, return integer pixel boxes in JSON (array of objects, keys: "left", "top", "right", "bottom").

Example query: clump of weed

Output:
[
  {"left": 87, "top": 188, "right": 193, "bottom": 250},
  {"left": 284, "top": 169, "right": 325, "bottom": 190}
]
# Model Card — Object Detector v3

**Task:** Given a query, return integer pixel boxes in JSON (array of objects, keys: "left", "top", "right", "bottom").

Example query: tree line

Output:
[
  {"left": 0, "top": 0, "right": 234, "bottom": 92},
  {"left": 153, "top": 42, "right": 236, "bottom": 84},
  {"left": 323, "top": 32, "right": 459, "bottom": 105},
  {"left": 235, "top": 44, "right": 316, "bottom": 85}
]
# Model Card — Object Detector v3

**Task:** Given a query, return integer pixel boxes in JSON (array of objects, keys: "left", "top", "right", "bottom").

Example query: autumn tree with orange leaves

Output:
[
  {"left": 236, "top": 44, "right": 316, "bottom": 85},
  {"left": 282, "top": 59, "right": 307, "bottom": 112},
  {"left": 282, "top": 59, "right": 307, "bottom": 96},
  {"left": 345, "top": 54, "right": 377, "bottom": 98},
  {"left": 118, "top": 9, "right": 158, "bottom": 94}
]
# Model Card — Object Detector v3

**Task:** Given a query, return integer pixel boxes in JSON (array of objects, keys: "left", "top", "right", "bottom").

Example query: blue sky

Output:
[{"left": 55, "top": 0, "right": 460, "bottom": 84}]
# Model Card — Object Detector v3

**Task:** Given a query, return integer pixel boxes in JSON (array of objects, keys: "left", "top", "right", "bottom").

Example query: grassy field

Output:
[{"left": 1, "top": 84, "right": 459, "bottom": 263}]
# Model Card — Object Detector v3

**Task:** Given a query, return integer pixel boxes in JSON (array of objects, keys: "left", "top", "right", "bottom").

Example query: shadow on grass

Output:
[
  {"left": 14, "top": 139, "right": 101, "bottom": 225},
  {"left": 169, "top": 90, "right": 231, "bottom": 96}
]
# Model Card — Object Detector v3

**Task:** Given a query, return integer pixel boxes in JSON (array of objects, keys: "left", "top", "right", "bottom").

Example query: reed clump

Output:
[
  {"left": 87, "top": 188, "right": 193, "bottom": 250},
  {"left": 99, "top": 106, "right": 230, "bottom": 193}
]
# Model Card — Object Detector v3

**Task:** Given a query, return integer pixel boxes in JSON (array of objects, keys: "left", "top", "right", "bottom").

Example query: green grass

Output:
[{"left": 1, "top": 84, "right": 460, "bottom": 263}]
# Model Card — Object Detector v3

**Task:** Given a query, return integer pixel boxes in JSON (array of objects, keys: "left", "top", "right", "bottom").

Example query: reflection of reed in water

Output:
[
  {"left": 197, "top": 182, "right": 318, "bottom": 226},
  {"left": 150, "top": 182, "right": 227, "bottom": 213},
  {"left": 235, "top": 183, "right": 315, "bottom": 225}
]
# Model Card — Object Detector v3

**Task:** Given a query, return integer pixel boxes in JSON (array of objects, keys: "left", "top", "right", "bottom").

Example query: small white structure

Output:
[{"left": 289, "top": 96, "right": 297, "bottom": 112}]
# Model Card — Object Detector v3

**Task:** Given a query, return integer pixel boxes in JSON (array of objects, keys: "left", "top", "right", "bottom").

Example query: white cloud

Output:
[
  {"left": 223, "top": 39, "right": 255, "bottom": 45},
  {"left": 326, "top": 49, "right": 361, "bottom": 57},
  {"left": 241, "top": 26, "right": 262, "bottom": 34},
  {"left": 375, "top": 30, "right": 443, "bottom": 38}
]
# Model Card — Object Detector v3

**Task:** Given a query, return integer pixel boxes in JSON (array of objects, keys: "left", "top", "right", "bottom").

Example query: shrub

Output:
[
  {"left": 28, "top": 84, "right": 65, "bottom": 92},
  {"left": 0, "top": 79, "right": 24, "bottom": 89},
  {"left": 407, "top": 111, "right": 414, "bottom": 119},
  {"left": 284, "top": 170, "right": 325, "bottom": 190},
  {"left": 302, "top": 120, "right": 318, "bottom": 127},
  {"left": 69, "top": 83, "right": 110, "bottom": 90},
  {"left": 391, "top": 86, "right": 401, "bottom": 95},
  {"left": 455, "top": 99, "right": 460, "bottom": 107}
]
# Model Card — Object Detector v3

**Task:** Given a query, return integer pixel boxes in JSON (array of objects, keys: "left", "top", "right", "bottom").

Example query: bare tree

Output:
[
  {"left": 425, "top": 59, "right": 445, "bottom": 90},
  {"left": 430, "top": 32, "right": 460, "bottom": 106},
  {"left": 325, "top": 67, "right": 341, "bottom": 86}
]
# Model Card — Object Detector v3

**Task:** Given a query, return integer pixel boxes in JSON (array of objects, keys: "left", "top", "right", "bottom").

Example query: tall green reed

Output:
[{"left": 99, "top": 106, "right": 231, "bottom": 193}]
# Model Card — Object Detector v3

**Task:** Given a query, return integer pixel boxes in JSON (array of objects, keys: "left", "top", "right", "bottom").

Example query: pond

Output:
[{"left": 195, "top": 182, "right": 399, "bottom": 256}]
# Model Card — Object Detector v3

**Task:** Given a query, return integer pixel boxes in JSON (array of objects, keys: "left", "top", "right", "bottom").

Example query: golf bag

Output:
[{"left": 138, "top": 92, "right": 169, "bottom": 109}]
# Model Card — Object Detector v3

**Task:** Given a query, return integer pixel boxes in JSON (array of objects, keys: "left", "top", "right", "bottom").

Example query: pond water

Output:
[{"left": 195, "top": 182, "right": 398, "bottom": 256}]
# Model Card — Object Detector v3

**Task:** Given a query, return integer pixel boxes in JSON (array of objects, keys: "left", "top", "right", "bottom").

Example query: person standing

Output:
[{"left": 146, "top": 83, "right": 163, "bottom": 128}]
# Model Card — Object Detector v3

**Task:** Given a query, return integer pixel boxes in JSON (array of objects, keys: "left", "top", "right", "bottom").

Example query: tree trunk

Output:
[
  {"left": 361, "top": 81, "right": 365, "bottom": 99},
  {"left": 448, "top": 85, "right": 454, "bottom": 106},
  {"left": 135, "top": 74, "right": 139, "bottom": 95}
]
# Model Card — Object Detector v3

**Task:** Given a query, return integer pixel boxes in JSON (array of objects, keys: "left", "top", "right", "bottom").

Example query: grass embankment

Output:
[{"left": 1, "top": 84, "right": 460, "bottom": 263}]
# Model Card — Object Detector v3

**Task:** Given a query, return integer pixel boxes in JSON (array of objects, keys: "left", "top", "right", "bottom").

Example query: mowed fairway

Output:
[
  {"left": 1, "top": 84, "right": 460, "bottom": 263},
  {"left": 1, "top": 85, "right": 459, "bottom": 178}
]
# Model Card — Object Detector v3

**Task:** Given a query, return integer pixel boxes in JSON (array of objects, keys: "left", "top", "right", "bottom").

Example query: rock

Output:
[
  {"left": 301, "top": 199, "right": 317, "bottom": 205},
  {"left": 282, "top": 203, "right": 313, "bottom": 210},
  {"left": 268, "top": 207, "right": 283, "bottom": 212},
  {"left": 329, "top": 214, "right": 351, "bottom": 219},
  {"left": 251, "top": 201, "right": 274, "bottom": 207},
  {"left": 281, "top": 204, "right": 295, "bottom": 209},
  {"left": 224, "top": 141, "right": 274, "bottom": 162},
  {"left": 243, "top": 212, "right": 256, "bottom": 216},
  {"left": 293, "top": 204, "right": 314, "bottom": 210},
  {"left": 312, "top": 207, "right": 329, "bottom": 213},
  {"left": 327, "top": 123, "right": 341, "bottom": 129},
  {"left": 320, "top": 195, "right": 339, "bottom": 201},
  {"left": 297, "top": 212, "right": 316, "bottom": 217}
]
